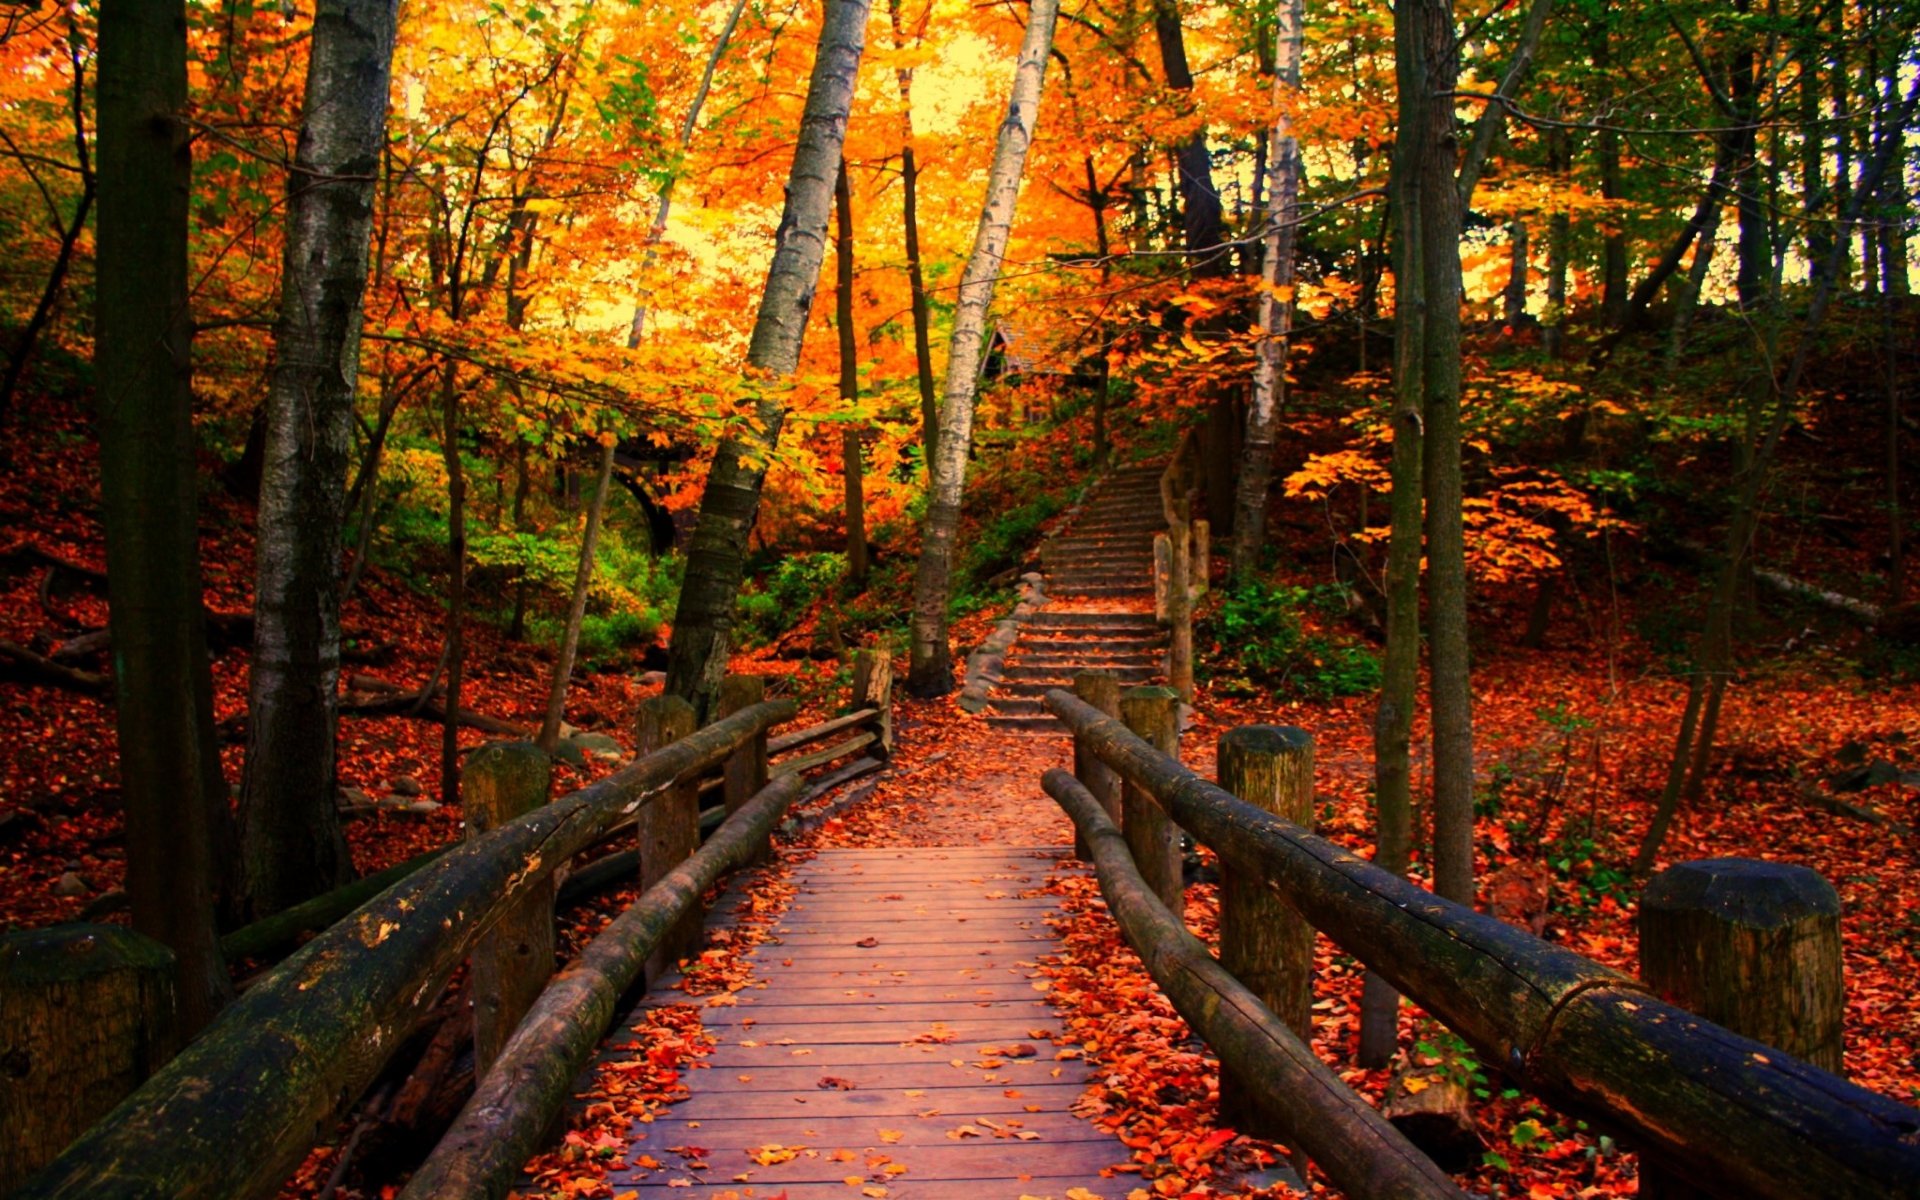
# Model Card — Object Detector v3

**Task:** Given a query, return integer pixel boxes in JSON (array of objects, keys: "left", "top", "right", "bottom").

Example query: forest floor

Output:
[{"left": 6, "top": 386, "right": 1920, "bottom": 1198}]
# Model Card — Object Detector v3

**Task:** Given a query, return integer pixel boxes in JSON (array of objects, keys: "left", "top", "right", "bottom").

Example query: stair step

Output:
[{"left": 1027, "top": 612, "right": 1159, "bottom": 626}]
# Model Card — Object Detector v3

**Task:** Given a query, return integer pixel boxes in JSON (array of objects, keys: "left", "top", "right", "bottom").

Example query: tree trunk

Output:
[
  {"left": 663, "top": 0, "right": 869, "bottom": 717},
  {"left": 905, "top": 0, "right": 1062, "bottom": 696},
  {"left": 834, "top": 157, "right": 869, "bottom": 586},
  {"left": 93, "top": 0, "right": 232, "bottom": 1037},
  {"left": 890, "top": 0, "right": 939, "bottom": 468},
  {"left": 1503, "top": 217, "right": 1529, "bottom": 329},
  {"left": 1454, "top": 0, "right": 1553, "bottom": 206},
  {"left": 537, "top": 439, "right": 615, "bottom": 752},
  {"left": 1151, "top": 0, "right": 1227, "bottom": 272},
  {"left": 1411, "top": 0, "right": 1473, "bottom": 909},
  {"left": 238, "top": 0, "right": 397, "bottom": 920},
  {"left": 440, "top": 362, "right": 467, "bottom": 803},
  {"left": 1591, "top": 11, "right": 1627, "bottom": 325},
  {"left": 1543, "top": 123, "right": 1569, "bottom": 357},
  {"left": 1228, "top": 0, "right": 1301, "bottom": 582}
]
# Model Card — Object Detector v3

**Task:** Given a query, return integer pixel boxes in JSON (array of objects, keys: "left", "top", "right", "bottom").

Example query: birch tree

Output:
[
  {"left": 1229, "top": 0, "right": 1302, "bottom": 582},
  {"left": 238, "top": 0, "right": 400, "bottom": 918},
  {"left": 905, "top": 0, "right": 1063, "bottom": 696},
  {"left": 663, "top": 0, "right": 869, "bottom": 715}
]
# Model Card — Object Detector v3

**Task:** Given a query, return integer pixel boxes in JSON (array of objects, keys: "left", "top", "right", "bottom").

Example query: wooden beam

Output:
[
  {"left": 1041, "top": 768, "right": 1462, "bottom": 1200},
  {"left": 1043, "top": 688, "right": 1920, "bottom": 1200}
]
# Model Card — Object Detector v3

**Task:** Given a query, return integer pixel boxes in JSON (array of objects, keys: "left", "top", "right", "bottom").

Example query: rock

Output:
[
  {"left": 337, "top": 786, "right": 375, "bottom": 810},
  {"left": 557, "top": 721, "right": 580, "bottom": 741},
  {"left": 53, "top": 871, "right": 90, "bottom": 897},
  {"left": 638, "top": 670, "right": 666, "bottom": 688},
  {"left": 571, "top": 732, "right": 625, "bottom": 762},
  {"left": 390, "top": 776, "right": 423, "bottom": 797},
  {"left": 1829, "top": 759, "right": 1902, "bottom": 792},
  {"left": 551, "top": 739, "right": 587, "bottom": 768},
  {"left": 404, "top": 800, "right": 443, "bottom": 815}
]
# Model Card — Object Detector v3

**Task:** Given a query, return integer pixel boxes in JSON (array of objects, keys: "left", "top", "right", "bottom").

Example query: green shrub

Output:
[
  {"left": 1199, "top": 582, "right": 1380, "bottom": 699},
  {"left": 736, "top": 551, "right": 846, "bottom": 645}
]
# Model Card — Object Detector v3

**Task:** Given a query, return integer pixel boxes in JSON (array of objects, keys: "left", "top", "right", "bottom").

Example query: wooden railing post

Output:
[
  {"left": 1153, "top": 532, "right": 1171, "bottom": 622},
  {"left": 1071, "top": 670, "right": 1122, "bottom": 860},
  {"left": 0, "top": 925, "right": 178, "bottom": 1191},
  {"left": 1168, "top": 515, "right": 1194, "bottom": 702},
  {"left": 1216, "top": 725, "right": 1315, "bottom": 1136},
  {"left": 635, "top": 694, "right": 702, "bottom": 980},
  {"left": 717, "top": 674, "right": 771, "bottom": 862},
  {"left": 851, "top": 648, "right": 893, "bottom": 759},
  {"left": 464, "top": 740, "right": 554, "bottom": 1075},
  {"left": 1637, "top": 858, "right": 1844, "bottom": 1197},
  {"left": 1120, "top": 685, "right": 1183, "bottom": 911},
  {"left": 1190, "top": 517, "right": 1210, "bottom": 601}
]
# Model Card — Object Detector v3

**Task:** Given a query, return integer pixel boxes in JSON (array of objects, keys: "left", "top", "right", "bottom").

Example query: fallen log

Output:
[
  {"left": 14, "top": 697, "right": 795, "bottom": 1200},
  {"left": 770, "top": 730, "right": 876, "bottom": 779},
  {"left": 1041, "top": 768, "right": 1463, "bottom": 1200},
  {"left": 218, "top": 846, "right": 455, "bottom": 964},
  {"left": 401, "top": 770, "right": 807, "bottom": 1200},
  {"left": 1045, "top": 689, "right": 1920, "bottom": 1200},
  {"left": 0, "top": 640, "right": 106, "bottom": 693},
  {"left": 339, "top": 684, "right": 528, "bottom": 738}
]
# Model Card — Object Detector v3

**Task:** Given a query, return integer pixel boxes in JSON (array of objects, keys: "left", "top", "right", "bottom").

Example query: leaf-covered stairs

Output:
[{"left": 985, "top": 464, "right": 1167, "bottom": 735}]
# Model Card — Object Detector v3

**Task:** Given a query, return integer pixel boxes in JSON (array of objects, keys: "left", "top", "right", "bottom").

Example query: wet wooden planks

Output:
[{"left": 600, "top": 846, "right": 1129, "bottom": 1199}]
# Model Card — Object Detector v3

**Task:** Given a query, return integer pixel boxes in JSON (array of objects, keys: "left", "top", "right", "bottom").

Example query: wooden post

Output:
[
  {"left": 0, "top": 925, "right": 178, "bottom": 1191},
  {"left": 464, "top": 740, "right": 554, "bottom": 1077},
  {"left": 636, "top": 695, "right": 702, "bottom": 978},
  {"left": 1638, "top": 857, "right": 1844, "bottom": 1197},
  {"left": 1120, "top": 685, "right": 1183, "bottom": 912},
  {"left": 1071, "top": 670, "right": 1122, "bottom": 860},
  {"left": 1191, "top": 518, "right": 1211, "bottom": 601},
  {"left": 1153, "top": 532, "right": 1171, "bottom": 623},
  {"left": 851, "top": 648, "right": 893, "bottom": 758},
  {"left": 1168, "top": 518, "right": 1194, "bottom": 701},
  {"left": 1216, "top": 725, "right": 1315, "bottom": 1137},
  {"left": 716, "top": 674, "right": 771, "bottom": 862}
]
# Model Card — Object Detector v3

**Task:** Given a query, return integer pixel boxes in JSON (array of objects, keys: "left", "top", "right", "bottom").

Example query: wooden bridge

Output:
[{"left": 11, "top": 458, "right": 1920, "bottom": 1199}]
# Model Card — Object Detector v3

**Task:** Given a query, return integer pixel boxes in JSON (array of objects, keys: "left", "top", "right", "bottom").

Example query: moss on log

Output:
[
  {"left": 1043, "top": 689, "right": 1920, "bottom": 1200},
  {"left": 401, "top": 771, "right": 806, "bottom": 1200},
  {"left": 13, "top": 698, "right": 795, "bottom": 1200},
  {"left": 1041, "top": 768, "right": 1463, "bottom": 1200}
]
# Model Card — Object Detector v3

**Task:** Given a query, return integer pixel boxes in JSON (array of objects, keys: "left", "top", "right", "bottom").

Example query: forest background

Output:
[{"left": 0, "top": 0, "right": 1917, "bottom": 1193}]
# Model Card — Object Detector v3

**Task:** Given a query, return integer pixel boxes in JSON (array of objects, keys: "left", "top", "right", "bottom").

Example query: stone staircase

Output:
[{"left": 985, "top": 465, "right": 1168, "bottom": 735}]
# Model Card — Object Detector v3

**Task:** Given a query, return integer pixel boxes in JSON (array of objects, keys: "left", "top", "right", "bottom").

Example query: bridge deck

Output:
[{"left": 600, "top": 846, "right": 1130, "bottom": 1199}]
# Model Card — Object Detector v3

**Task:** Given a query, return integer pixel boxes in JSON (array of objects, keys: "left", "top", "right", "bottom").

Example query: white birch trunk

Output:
[{"left": 905, "top": 0, "right": 1063, "bottom": 695}]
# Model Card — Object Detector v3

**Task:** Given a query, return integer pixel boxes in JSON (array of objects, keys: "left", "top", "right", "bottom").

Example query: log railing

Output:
[
  {"left": 15, "top": 655, "right": 897, "bottom": 1200},
  {"left": 1044, "top": 687, "right": 1920, "bottom": 1200},
  {"left": 1152, "top": 435, "right": 1208, "bottom": 701}
]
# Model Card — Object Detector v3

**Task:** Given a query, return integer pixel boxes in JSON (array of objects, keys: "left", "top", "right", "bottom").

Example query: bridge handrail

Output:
[
  {"left": 16, "top": 697, "right": 797, "bottom": 1200},
  {"left": 1044, "top": 687, "right": 1920, "bottom": 1200}
]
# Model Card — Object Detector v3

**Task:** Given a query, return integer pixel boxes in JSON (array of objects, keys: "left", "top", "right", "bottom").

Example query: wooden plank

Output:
[
  {"left": 691, "top": 1001, "right": 1039, "bottom": 1026},
  {"left": 622, "top": 1111, "right": 1112, "bottom": 1149},
  {"left": 676, "top": 1060, "right": 1090, "bottom": 1092},
  {"left": 616, "top": 1143, "right": 1124, "bottom": 1187},
  {"left": 704, "top": 982, "right": 1042, "bottom": 1005},
  {"left": 693, "top": 1019, "right": 1062, "bottom": 1045},
  {"left": 675, "top": 1042, "right": 1069, "bottom": 1069},
  {"left": 628, "top": 1082, "right": 1086, "bottom": 1120},
  {"left": 617, "top": 1177, "right": 1122, "bottom": 1199}
]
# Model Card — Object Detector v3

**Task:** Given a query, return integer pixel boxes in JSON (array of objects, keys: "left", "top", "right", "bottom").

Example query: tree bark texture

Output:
[
  {"left": 0, "top": 926, "right": 178, "bottom": 1192},
  {"left": 537, "top": 439, "right": 615, "bottom": 751},
  {"left": 1042, "top": 689, "right": 1920, "bottom": 1200},
  {"left": 93, "top": 0, "right": 232, "bottom": 1036},
  {"left": 1150, "top": 0, "right": 1227, "bottom": 274},
  {"left": 889, "top": 0, "right": 939, "bottom": 466},
  {"left": 463, "top": 742, "right": 555, "bottom": 1076},
  {"left": 1215, "top": 725, "right": 1315, "bottom": 1138},
  {"left": 1229, "top": 0, "right": 1301, "bottom": 581},
  {"left": 1406, "top": 0, "right": 1474, "bottom": 908},
  {"left": 240, "top": 0, "right": 398, "bottom": 919},
  {"left": 904, "top": 0, "right": 1061, "bottom": 695},
  {"left": 834, "top": 157, "right": 869, "bottom": 585},
  {"left": 400, "top": 772, "right": 805, "bottom": 1200},
  {"left": 1041, "top": 768, "right": 1466, "bottom": 1200},
  {"left": 440, "top": 361, "right": 468, "bottom": 803},
  {"left": 1121, "top": 685, "right": 1182, "bottom": 912},
  {"left": 664, "top": 0, "right": 869, "bottom": 716},
  {"left": 636, "top": 694, "right": 702, "bottom": 978},
  {"left": 13, "top": 699, "right": 795, "bottom": 1200}
]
